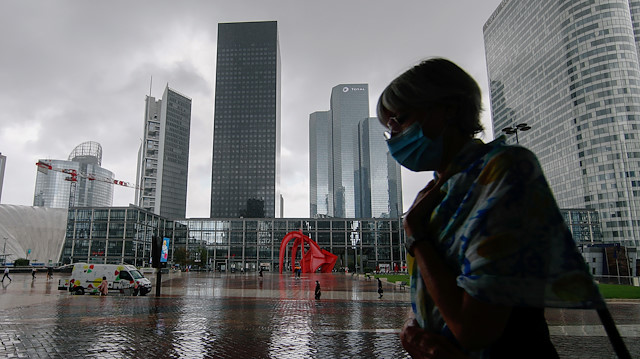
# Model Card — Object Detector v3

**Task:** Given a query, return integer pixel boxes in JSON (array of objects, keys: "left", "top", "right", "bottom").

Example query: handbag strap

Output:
[{"left": 597, "top": 307, "right": 631, "bottom": 359}]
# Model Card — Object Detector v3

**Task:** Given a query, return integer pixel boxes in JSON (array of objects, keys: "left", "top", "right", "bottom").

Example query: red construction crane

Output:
[
  {"left": 35, "top": 160, "right": 140, "bottom": 189},
  {"left": 35, "top": 160, "right": 140, "bottom": 208}
]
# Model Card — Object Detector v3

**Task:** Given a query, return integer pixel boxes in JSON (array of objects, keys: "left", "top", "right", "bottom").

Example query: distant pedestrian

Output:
[
  {"left": 47, "top": 267, "right": 53, "bottom": 280},
  {"left": 377, "top": 278, "right": 384, "bottom": 298},
  {"left": 1, "top": 267, "right": 11, "bottom": 282},
  {"left": 315, "top": 280, "right": 321, "bottom": 300},
  {"left": 132, "top": 281, "right": 139, "bottom": 296},
  {"left": 31, "top": 267, "right": 37, "bottom": 279},
  {"left": 98, "top": 276, "right": 108, "bottom": 296},
  {"left": 294, "top": 263, "right": 301, "bottom": 278},
  {"left": 259, "top": 267, "right": 263, "bottom": 277}
]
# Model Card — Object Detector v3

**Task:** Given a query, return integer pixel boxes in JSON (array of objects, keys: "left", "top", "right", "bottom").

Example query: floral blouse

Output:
[{"left": 409, "top": 137, "right": 604, "bottom": 333}]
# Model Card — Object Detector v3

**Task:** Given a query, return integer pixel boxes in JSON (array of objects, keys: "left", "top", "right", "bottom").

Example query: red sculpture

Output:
[{"left": 279, "top": 231, "right": 337, "bottom": 274}]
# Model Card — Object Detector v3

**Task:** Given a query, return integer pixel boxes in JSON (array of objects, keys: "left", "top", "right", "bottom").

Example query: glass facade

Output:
[
  {"left": 0, "top": 153, "right": 5, "bottom": 203},
  {"left": 211, "top": 21, "right": 281, "bottom": 218},
  {"left": 136, "top": 86, "right": 191, "bottom": 219},
  {"left": 484, "top": 0, "right": 640, "bottom": 247},
  {"left": 309, "top": 86, "right": 402, "bottom": 218},
  {"left": 177, "top": 217, "right": 405, "bottom": 273},
  {"left": 33, "top": 142, "right": 113, "bottom": 209},
  {"left": 62, "top": 209, "right": 405, "bottom": 273},
  {"left": 60, "top": 206, "right": 603, "bottom": 274},
  {"left": 331, "top": 84, "right": 370, "bottom": 218},
  {"left": 61, "top": 205, "right": 186, "bottom": 266},
  {"left": 358, "top": 118, "right": 403, "bottom": 218},
  {"left": 309, "top": 111, "right": 333, "bottom": 216},
  {"left": 561, "top": 208, "right": 604, "bottom": 245}
]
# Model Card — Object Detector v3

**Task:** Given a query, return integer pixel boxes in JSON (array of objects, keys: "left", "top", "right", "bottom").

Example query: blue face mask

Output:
[{"left": 386, "top": 122, "right": 444, "bottom": 171}]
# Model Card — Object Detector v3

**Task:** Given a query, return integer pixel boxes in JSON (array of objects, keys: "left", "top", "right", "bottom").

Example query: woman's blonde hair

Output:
[{"left": 377, "top": 57, "right": 483, "bottom": 136}]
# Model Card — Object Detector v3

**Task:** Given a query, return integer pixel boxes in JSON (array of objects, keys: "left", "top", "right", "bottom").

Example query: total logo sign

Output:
[{"left": 342, "top": 86, "right": 366, "bottom": 93}]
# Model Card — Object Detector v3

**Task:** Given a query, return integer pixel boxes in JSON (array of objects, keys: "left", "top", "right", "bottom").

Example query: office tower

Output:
[
  {"left": 309, "top": 111, "right": 333, "bottom": 217},
  {"left": 358, "top": 117, "right": 403, "bottom": 218},
  {"left": 309, "top": 85, "right": 402, "bottom": 218},
  {"left": 0, "top": 153, "right": 5, "bottom": 203},
  {"left": 211, "top": 21, "right": 281, "bottom": 218},
  {"left": 331, "top": 84, "right": 370, "bottom": 218},
  {"left": 484, "top": 1, "right": 640, "bottom": 246},
  {"left": 34, "top": 141, "right": 113, "bottom": 209},
  {"left": 135, "top": 85, "right": 192, "bottom": 219}
]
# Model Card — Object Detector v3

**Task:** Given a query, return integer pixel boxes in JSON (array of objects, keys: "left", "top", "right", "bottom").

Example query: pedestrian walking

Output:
[
  {"left": 1, "top": 267, "right": 11, "bottom": 282},
  {"left": 31, "top": 267, "right": 37, "bottom": 279},
  {"left": 314, "top": 280, "right": 321, "bottom": 300},
  {"left": 47, "top": 266, "right": 53, "bottom": 280},
  {"left": 98, "top": 276, "right": 108, "bottom": 296},
  {"left": 377, "top": 277, "right": 384, "bottom": 299},
  {"left": 379, "top": 57, "right": 606, "bottom": 358}
]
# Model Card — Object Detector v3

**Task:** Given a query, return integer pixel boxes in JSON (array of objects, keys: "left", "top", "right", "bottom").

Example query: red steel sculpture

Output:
[{"left": 279, "top": 231, "right": 338, "bottom": 274}]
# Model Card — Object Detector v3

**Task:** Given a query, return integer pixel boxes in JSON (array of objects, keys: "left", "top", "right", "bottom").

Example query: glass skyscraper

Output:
[
  {"left": 0, "top": 153, "right": 5, "bottom": 203},
  {"left": 331, "top": 84, "right": 370, "bottom": 218},
  {"left": 358, "top": 117, "right": 403, "bottom": 218},
  {"left": 309, "top": 85, "right": 402, "bottom": 218},
  {"left": 135, "top": 85, "right": 192, "bottom": 220},
  {"left": 484, "top": 0, "right": 640, "bottom": 247},
  {"left": 211, "top": 21, "right": 281, "bottom": 218},
  {"left": 309, "top": 111, "right": 333, "bottom": 216},
  {"left": 34, "top": 141, "right": 113, "bottom": 209}
]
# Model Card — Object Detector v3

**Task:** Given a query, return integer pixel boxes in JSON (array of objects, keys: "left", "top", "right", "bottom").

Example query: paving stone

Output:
[{"left": 0, "top": 272, "right": 638, "bottom": 358}]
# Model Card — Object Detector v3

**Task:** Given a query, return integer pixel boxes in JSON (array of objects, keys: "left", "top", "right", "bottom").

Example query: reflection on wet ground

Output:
[{"left": 0, "top": 271, "right": 639, "bottom": 358}]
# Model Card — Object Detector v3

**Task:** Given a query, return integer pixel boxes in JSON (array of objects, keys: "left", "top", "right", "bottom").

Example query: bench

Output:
[{"left": 396, "top": 281, "right": 407, "bottom": 290}]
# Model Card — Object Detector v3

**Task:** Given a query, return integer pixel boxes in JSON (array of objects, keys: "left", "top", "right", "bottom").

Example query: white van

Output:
[{"left": 58, "top": 263, "right": 152, "bottom": 296}]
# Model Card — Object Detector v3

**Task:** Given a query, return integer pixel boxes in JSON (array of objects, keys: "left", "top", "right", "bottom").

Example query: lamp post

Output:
[
  {"left": 501, "top": 123, "right": 531, "bottom": 144},
  {"left": 2, "top": 237, "right": 6, "bottom": 266}
]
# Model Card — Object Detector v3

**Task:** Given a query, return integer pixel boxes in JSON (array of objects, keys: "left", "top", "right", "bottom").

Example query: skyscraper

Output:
[
  {"left": 0, "top": 153, "right": 5, "bottom": 204},
  {"left": 211, "top": 21, "right": 281, "bottom": 218},
  {"left": 331, "top": 84, "right": 370, "bottom": 218},
  {"left": 484, "top": 0, "right": 640, "bottom": 247},
  {"left": 309, "top": 111, "right": 333, "bottom": 217},
  {"left": 34, "top": 141, "right": 113, "bottom": 209},
  {"left": 309, "top": 84, "right": 402, "bottom": 218},
  {"left": 135, "top": 85, "right": 192, "bottom": 219},
  {"left": 358, "top": 117, "right": 403, "bottom": 218}
]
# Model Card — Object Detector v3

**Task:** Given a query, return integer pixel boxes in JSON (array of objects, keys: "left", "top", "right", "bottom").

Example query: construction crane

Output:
[{"left": 35, "top": 160, "right": 140, "bottom": 208}]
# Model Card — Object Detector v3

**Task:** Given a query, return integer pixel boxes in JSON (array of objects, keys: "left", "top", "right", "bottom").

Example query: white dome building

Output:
[{"left": 0, "top": 204, "right": 67, "bottom": 265}]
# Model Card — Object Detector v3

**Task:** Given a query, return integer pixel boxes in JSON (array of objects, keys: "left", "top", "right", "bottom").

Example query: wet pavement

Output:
[{"left": 0, "top": 271, "right": 639, "bottom": 358}]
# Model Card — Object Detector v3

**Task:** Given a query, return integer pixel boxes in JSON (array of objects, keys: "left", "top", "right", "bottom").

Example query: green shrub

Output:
[{"left": 14, "top": 258, "right": 30, "bottom": 266}]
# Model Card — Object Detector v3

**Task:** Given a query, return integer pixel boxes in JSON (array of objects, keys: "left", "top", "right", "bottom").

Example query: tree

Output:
[
  {"left": 199, "top": 248, "right": 208, "bottom": 266},
  {"left": 14, "top": 258, "right": 30, "bottom": 266},
  {"left": 173, "top": 247, "right": 189, "bottom": 267}
]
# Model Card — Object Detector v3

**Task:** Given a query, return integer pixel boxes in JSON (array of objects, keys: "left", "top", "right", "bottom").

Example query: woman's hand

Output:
[
  {"left": 400, "top": 318, "right": 470, "bottom": 359},
  {"left": 404, "top": 179, "right": 445, "bottom": 239}
]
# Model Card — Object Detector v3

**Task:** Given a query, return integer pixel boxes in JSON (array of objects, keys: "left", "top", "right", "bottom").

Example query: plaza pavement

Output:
[{"left": 0, "top": 270, "right": 638, "bottom": 358}]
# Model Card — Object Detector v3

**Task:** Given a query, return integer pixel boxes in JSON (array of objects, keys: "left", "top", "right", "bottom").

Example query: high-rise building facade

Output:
[
  {"left": 309, "top": 85, "right": 402, "bottom": 218},
  {"left": 484, "top": 0, "right": 640, "bottom": 247},
  {"left": 309, "top": 111, "right": 333, "bottom": 217},
  {"left": 211, "top": 21, "right": 281, "bottom": 218},
  {"left": 331, "top": 84, "right": 370, "bottom": 218},
  {"left": 135, "top": 85, "right": 192, "bottom": 219},
  {"left": 0, "top": 153, "right": 5, "bottom": 203},
  {"left": 34, "top": 141, "right": 113, "bottom": 209},
  {"left": 358, "top": 117, "right": 403, "bottom": 218}
]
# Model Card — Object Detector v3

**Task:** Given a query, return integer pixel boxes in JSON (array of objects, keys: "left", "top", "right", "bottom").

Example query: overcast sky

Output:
[{"left": 0, "top": 0, "right": 504, "bottom": 218}]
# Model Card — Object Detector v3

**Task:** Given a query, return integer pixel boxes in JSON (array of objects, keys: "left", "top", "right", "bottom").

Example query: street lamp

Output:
[
  {"left": 2, "top": 237, "right": 6, "bottom": 266},
  {"left": 501, "top": 123, "right": 531, "bottom": 144}
]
